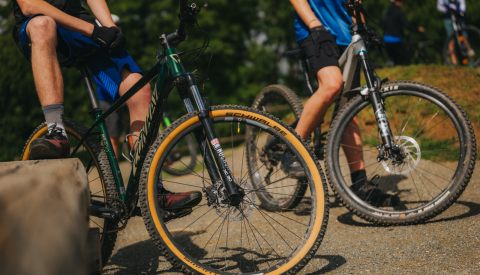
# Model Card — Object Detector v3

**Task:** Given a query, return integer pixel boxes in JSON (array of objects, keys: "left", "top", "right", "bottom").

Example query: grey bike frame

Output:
[{"left": 338, "top": 33, "right": 397, "bottom": 151}]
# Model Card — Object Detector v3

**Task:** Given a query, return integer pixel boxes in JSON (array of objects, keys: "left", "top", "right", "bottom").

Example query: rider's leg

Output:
[
  {"left": 295, "top": 66, "right": 364, "bottom": 174},
  {"left": 296, "top": 66, "right": 343, "bottom": 140},
  {"left": 26, "top": 16, "right": 63, "bottom": 107},
  {"left": 117, "top": 68, "right": 151, "bottom": 146},
  {"left": 26, "top": 16, "right": 70, "bottom": 160},
  {"left": 117, "top": 68, "right": 201, "bottom": 210},
  {"left": 449, "top": 40, "right": 457, "bottom": 65}
]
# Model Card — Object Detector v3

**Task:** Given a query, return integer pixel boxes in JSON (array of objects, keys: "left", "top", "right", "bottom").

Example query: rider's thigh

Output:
[
  {"left": 316, "top": 66, "right": 343, "bottom": 102},
  {"left": 26, "top": 16, "right": 58, "bottom": 46},
  {"left": 119, "top": 68, "right": 151, "bottom": 109}
]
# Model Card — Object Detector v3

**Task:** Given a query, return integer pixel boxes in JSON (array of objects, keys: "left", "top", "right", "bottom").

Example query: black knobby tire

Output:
[
  {"left": 251, "top": 84, "right": 304, "bottom": 121},
  {"left": 139, "top": 105, "right": 329, "bottom": 274},
  {"left": 443, "top": 25, "right": 480, "bottom": 68},
  {"left": 325, "top": 81, "right": 476, "bottom": 225},
  {"left": 161, "top": 134, "right": 197, "bottom": 176},
  {"left": 250, "top": 84, "right": 308, "bottom": 211},
  {"left": 21, "top": 118, "right": 119, "bottom": 266}
]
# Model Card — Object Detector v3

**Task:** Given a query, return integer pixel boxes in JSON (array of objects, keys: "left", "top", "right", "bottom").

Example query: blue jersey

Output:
[{"left": 294, "top": 0, "right": 353, "bottom": 46}]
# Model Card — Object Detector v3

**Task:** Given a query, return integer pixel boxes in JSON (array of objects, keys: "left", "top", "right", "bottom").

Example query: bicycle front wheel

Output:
[
  {"left": 21, "top": 118, "right": 119, "bottom": 266},
  {"left": 325, "top": 81, "right": 476, "bottom": 225},
  {"left": 443, "top": 26, "right": 480, "bottom": 68},
  {"left": 139, "top": 105, "right": 328, "bottom": 274}
]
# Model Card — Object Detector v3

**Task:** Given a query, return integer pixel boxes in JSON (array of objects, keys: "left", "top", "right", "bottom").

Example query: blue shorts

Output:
[{"left": 19, "top": 15, "right": 142, "bottom": 101}]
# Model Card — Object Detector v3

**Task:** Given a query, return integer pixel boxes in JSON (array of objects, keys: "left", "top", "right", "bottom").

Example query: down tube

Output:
[{"left": 125, "top": 58, "right": 174, "bottom": 207}]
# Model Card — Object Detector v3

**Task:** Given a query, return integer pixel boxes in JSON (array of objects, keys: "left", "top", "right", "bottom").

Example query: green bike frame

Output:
[{"left": 74, "top": 44, "right": 237, "bottom": 213}]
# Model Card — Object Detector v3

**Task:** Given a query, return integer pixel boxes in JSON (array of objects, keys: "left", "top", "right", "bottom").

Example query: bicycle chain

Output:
[{"left": 91, "top": 195, "right": 129, "bottom": 234}]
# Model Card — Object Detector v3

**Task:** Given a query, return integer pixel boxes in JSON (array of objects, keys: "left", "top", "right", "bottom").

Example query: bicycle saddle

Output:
[{"left": 59, "top": 49, "right": 98, "bottom": 69}]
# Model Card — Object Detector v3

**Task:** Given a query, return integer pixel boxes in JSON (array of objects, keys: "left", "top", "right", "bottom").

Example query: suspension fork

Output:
[
  {"left": 177, "top": 74, "right": 239, "bottom": 198},
  {"left": 176, "top": 79, "right": 222, "bottom": 184},
  {"left": 357, "top": 51, "right": 398, "bottom": 155}
]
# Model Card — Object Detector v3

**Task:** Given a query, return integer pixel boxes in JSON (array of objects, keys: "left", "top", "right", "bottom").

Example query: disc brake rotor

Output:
[
  {"left": 215, "top": 177, "right": 256, "bottom": 221},
  {"left": 381, "top": 136, "right": 421, "bottom": 175}
]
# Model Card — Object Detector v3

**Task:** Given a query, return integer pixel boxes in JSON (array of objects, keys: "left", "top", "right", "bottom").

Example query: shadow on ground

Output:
[
  {"left": 104, "top": 240, "right": 346, "bottom": 274},
  {"left": 335, "top": 200, "right": 480, "bottom": 227}
]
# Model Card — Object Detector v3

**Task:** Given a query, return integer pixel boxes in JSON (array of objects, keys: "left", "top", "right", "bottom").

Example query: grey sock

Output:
[{"left": 42, "top": 103, "right": 67, "bottom": 137}]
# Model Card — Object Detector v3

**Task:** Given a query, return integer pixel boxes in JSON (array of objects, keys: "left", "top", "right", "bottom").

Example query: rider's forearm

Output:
[
  {"left": 289, "top": 0, "right": 322, "bottom": 29},
  {"left": 351, "top": 0, "right": 365, "bottom": 24},
  {"left": 86, "top": 0, "right": 115, "bottom": 28},
  {"left": 16, "top": 0, "right": 94, "bottom": 36}
]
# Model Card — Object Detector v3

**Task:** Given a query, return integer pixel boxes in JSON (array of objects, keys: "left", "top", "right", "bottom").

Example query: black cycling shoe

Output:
[
  {"left": 281, "top": 149, "right": 306, "bottom": 179},
  {"left": 351, "top": 175, "right": 400, "bottom": 207}
]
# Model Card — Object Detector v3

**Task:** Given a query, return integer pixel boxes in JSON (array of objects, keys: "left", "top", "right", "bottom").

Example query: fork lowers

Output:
[{"left": 184, "top": 73, "right": 239, "bottom": 198}]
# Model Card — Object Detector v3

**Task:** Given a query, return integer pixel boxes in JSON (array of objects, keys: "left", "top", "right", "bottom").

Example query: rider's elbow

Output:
[{"left": 17, "top": 0, "right": 37, "bottom": 17}]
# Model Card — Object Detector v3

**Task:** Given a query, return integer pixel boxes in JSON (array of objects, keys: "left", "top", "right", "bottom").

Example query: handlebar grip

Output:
[
  {"left": 180, "top": 0, "right": 187, "bottom": 10},
  {"left": 178, "top": 0, "right": 188, "bottom": 37}
]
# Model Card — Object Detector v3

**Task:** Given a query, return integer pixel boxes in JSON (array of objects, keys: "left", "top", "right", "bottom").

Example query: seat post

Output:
[
  {"left": 79, "top": 66, "right": 100, "bottom": 110},
  {"left": 300, "top": 54, "right": 315, "bottom": 97}
]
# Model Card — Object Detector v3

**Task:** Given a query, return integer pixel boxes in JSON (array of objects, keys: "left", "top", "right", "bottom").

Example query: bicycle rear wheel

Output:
[
  {"left": 250, "top": 85, "right": 308, "bottom": 211},
  {"left": 21, "top": 118, "right": 119, "bottom": 266},
  {"left": 139, "top": 105, "right": 328, "bottom": 274},
  {"left": 443, "top": 26, "right": 480, "bottom": 68},
  {"left": 325, "top": 81, "right": 476, "bottom": 225}
]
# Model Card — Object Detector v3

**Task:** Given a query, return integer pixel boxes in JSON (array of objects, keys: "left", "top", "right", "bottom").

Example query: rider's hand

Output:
[
  {"left": 310, "top": 26, "right": 339, "bottom": 58},
  {"left": 108, "top": 27, "right": 126, "bottom": 56},
  {"left": 418, "top": 26, "right": 425, "bottom": 33},
  {"left": 90, "top": 25, "right": 119, "bottom": 51}
]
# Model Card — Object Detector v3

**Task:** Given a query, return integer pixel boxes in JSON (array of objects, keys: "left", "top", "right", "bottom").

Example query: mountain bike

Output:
[
  {"left": 20, "top": 1, "right": 329, "bottom": 273},
  {"left": 250, "top": 0, "right": 476, "bottom": 225},
  {"left": 122, "top": 111, "right": 198, "bottom": 176},
  {"left": 442, "top": 5, "right": 480, "bottom": 67}
]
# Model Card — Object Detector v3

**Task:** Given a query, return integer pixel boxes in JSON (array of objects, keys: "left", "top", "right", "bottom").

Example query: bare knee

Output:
[
  {"left": 27, "top": 16, "right": 57, "bottom": 45},
  {"left": 318, "top": 80, "right": 343, "bottom": 104}
]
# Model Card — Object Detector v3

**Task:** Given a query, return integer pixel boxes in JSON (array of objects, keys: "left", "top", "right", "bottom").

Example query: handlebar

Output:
[{"left": 161, "top": 1, "right": 207, "bottom": 49}]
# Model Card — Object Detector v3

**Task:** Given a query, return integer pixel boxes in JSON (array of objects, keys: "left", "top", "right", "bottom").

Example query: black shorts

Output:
[
  {"left": 299, "top": 36, "right": 361, "bottom": 89},
  {"left": 299, "top": 35, "right": 339, "bottom": 75}
]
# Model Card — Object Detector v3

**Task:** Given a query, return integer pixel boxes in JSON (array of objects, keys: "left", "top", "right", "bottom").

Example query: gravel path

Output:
[{"left": 102, "top": 155, "right": 480, "bottom": 275}]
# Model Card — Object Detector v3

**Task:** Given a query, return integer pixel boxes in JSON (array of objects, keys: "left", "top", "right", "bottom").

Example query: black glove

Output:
[
  {"left": 310, "top": 25, "right": 339, "bottom": 58},
  {"left": 90, "top": 25, "right": 119, "bottom": 51},
  {"left": 108, "top": 27, "right": 126, "bottom": 56}
]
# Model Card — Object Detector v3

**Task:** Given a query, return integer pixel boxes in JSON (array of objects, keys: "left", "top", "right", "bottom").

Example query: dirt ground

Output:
[{"left": 100, "top": 155, "right": 480, "bottom": 275}]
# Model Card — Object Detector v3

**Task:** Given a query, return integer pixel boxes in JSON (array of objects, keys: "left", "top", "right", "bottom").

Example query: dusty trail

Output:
[{"left": 101, "top": 146, "right": 480, "bottom": 275}]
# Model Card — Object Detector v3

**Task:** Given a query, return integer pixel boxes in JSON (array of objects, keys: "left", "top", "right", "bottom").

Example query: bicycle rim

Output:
[{"left": 140, "top": 106, "right": 328, "bottom": 274}]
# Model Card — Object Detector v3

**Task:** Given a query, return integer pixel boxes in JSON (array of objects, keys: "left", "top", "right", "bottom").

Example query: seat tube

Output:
[
  {"left": 80, "top": 66, "right": 126, "bottom": 200},
  {"left": 79, "top": 66, "right": 100, "bottom": 110}
]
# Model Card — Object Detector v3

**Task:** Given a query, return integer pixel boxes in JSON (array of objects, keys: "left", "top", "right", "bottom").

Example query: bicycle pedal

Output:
[{"left": 160, "top": 208, "right": 193, "bottom": 223}]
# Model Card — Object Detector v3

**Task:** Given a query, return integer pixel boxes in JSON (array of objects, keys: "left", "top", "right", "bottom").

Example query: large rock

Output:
[{"left": 0, "top": 159, "right": 90, "bottom": 275}]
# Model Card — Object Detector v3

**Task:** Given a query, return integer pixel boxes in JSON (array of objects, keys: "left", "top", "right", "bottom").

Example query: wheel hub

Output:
[{"left": 213, "top": 177, "right": 256, "bottom": 221}]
